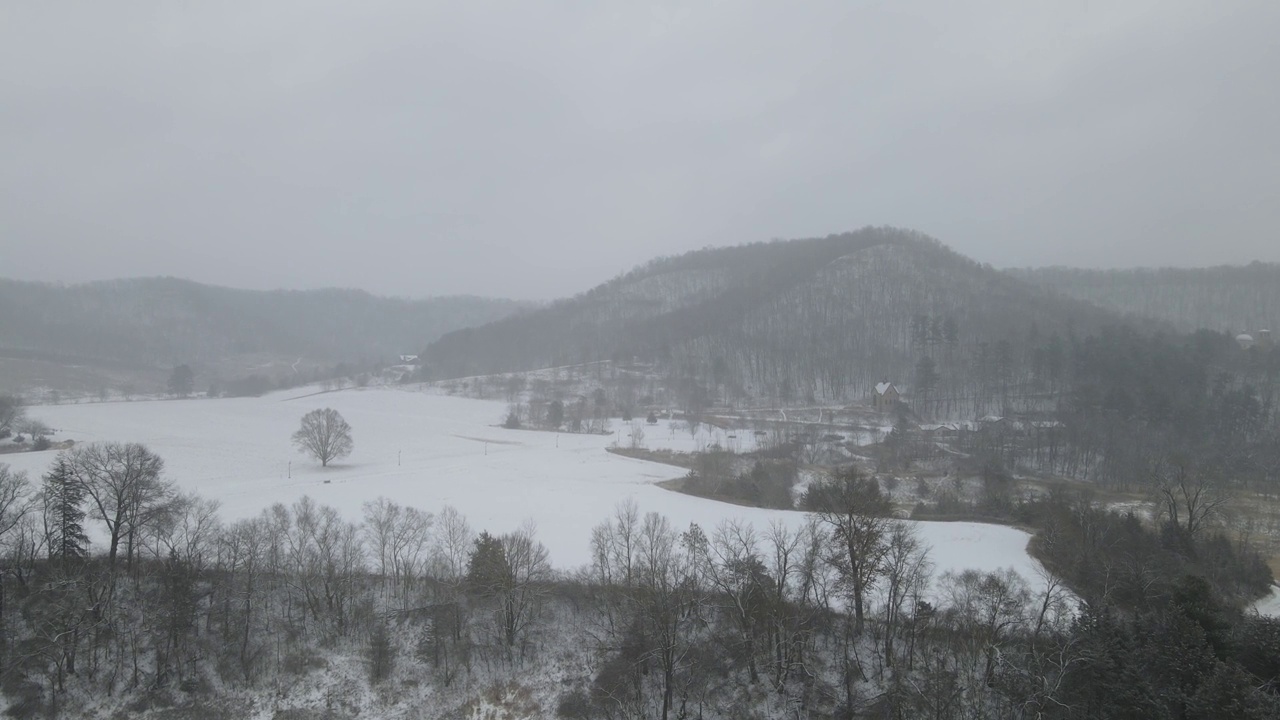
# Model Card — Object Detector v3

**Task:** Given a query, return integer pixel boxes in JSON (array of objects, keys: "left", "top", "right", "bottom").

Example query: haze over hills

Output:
[
  {"left": 422, "top": 227, "right": 1123, "bottom": 407},
  {"left": 9, "top": 233, "right": 1274, "bottom": 405},
  {"left": 0, "top": 277, "right": 528, "bottom": 393},
  {"left": 1009, "top": 264, "right": 1280, "bottom": 335}
]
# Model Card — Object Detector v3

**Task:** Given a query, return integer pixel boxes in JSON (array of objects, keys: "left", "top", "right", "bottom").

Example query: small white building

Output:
[{"left": 873, "top": 382, "right": 900, "bottom": 411}]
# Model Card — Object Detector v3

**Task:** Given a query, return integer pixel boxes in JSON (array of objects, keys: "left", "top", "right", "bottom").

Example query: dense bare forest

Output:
[
  {"left": 1010, "top": 264, "right": 1280, "bottom": 335},
  {"left": 421, "top": 229, "right": 1120, "bottom": 409}
]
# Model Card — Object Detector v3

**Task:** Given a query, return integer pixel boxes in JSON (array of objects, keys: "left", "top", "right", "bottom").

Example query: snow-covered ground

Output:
[
  {"left": 1253, "top": 585, "right": 1280, "bottom": 618},
  {"left": 616, "top": 419, "right": 762, "bottom": 454},
  {"left": 4, "top": 387, "right": 1043, "bottom": 586}
]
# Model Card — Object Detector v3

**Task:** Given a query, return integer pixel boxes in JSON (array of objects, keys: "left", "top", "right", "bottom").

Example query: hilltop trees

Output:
[{"left": 293, "top": 407, "right": 354, "bottom": 467}]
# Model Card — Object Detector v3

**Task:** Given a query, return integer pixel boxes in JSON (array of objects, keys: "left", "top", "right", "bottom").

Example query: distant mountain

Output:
[
  {"left": 1009, "top": 263, "right": 1280, "bottom": 334},
  {"left": 0, "top": 277, "right": 528, "bottom": 369},
  {"left": 422, "top": 227, "right": 1120, "bottom": 407}
]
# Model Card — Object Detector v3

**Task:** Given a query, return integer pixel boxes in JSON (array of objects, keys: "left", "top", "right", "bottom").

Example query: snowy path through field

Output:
[{"left": 4, "top": 387, "right": 1043, "bottom": 584}]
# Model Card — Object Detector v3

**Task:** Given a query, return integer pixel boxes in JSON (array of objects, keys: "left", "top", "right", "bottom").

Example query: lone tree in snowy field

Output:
[{"left": 293, "top": 408, "right": 354, "bottom": 467}]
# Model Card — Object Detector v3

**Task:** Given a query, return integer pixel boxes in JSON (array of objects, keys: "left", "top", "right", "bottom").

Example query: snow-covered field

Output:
[
  {"left": 618, "top": 419, "right": 762, "bottom": 453},
  {"left": 4, "top": 387, "right": 1043, "bottom": 585}
]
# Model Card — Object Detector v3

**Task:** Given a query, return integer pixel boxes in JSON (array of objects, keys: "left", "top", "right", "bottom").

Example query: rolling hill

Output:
[
  {"left": 0, "top": 278, "right": 527, "bottom": 392},
  {"left": 422, "top": 227, "right": 1122, "bottom": 406}
]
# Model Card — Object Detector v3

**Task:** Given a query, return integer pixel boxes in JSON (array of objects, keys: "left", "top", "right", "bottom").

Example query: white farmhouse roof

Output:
[{"left": 875, "top": 382, "right": 895, "bottom": 395}]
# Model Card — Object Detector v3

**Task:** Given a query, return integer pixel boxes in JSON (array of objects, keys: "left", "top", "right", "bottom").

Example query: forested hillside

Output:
[
  {"left": 423, "top": 228, "right": 1120, "bottom": 409},
  {"left": 0, "top": 278, "right": 527, "bottom": 368},
  {"left": 1010, "top": 264, "right": 1280, "bottom": 334}
]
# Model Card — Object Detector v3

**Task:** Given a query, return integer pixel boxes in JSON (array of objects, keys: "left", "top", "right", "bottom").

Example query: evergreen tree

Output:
[
  {"left": 43, "top": 456, "right": 88, "bottom": 561},
  {"left": 547, "top": 401, "right": 565, "bottom": 429},
  {"left": 466, "top": 531, "right": 510, "bottom": 595}
]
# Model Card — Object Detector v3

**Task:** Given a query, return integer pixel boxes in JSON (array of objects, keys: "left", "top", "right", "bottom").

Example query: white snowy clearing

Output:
[
  {"left": 1253, "top": 585, "right": 1280, "bottom": 617},
  {"left": 4, "top": 387, "right": 1043, "bottom": 585}
]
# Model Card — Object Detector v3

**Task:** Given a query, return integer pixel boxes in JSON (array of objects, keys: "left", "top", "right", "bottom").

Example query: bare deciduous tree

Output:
[
  {"left": 149, "top": 492, "right": 222, "bottom": 570},
  {"left": 17, "top": 418, "right": 52, "bottom": 440},
  {"left": 498, "top": 522, "right": 551, "bottom": 653},
  {"left": 801, "top": 467, "right": 893, "bottom": 634},
  {"left": 1150, "top": 459, "right": 1227, "bottom": 539},
  {"left": 292, "top": 407, "right": 354, "bottom": 467},
  {"left": 880, "top": 521, "right": 931, "bottom": 668},
  {"left": 364, "top": 497, "right": 433, "bottom": 605},
  {"left": 63, "top": 443, "right": 175, "bottom": 570},
  {"left": 433, "top": 505, "right": 475, "bottom": 582},
  {"left": 0, "top": 463, "right": 33, "bottom": 542},
  {"left": 703, "top": 519, "right": 768, "bottom": 684},
  {"left": 0, "top": 394, "right": 24, "bottom": 436}
]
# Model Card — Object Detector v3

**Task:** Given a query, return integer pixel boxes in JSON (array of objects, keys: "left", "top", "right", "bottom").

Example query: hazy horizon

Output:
[
  {"left": 4, "top": 235, "right": 1280, "bottom": 303},
  {"left": 4, "top": 1, "right": 1278, "bottom": 300}
]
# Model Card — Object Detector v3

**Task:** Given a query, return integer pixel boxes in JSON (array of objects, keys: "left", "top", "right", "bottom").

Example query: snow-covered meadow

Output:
[
  {"left": 4, "top": 387, "right": 1043, "bottom": 584},
  {"left": 619, "top": 419, "right": 762, "bottom": 454}
]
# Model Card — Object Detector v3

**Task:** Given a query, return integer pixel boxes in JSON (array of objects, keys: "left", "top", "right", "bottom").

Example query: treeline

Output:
[
  {"left": 1011, "top": 263, "right": 1280, "bottom": 334},
  {"left": 0, "top": 277, "right": 526, "bottom": 368},
  {"left": 1, "top": 454, "right": 1278, "bottom": 718},
  {"left": 951, "top": 326, "right": 1280, "bottom": 488},
  {"left": 421, "top": 228, "right": 1119, "bottom": 408}
]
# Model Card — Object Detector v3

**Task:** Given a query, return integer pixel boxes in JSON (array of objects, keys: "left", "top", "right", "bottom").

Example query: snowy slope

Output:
[{"left": 4, "top": 388, "right": 1042, "bottom": 586}]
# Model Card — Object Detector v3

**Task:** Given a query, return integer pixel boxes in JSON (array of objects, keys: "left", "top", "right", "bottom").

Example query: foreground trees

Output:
[
  {"left": 800, "top": 466, "right": 893, "bottom": 633},
  {"left": 0, "top": 463, "right": 32, "bottom": 542},
  {"left": 292, "top": 407, "right": 354, "bottom": 467},
  {"left": 1, "top": 447, "right": 1277, "bottom": 717}
]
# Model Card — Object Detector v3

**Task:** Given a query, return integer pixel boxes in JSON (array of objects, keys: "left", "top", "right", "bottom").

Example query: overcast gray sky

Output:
[{"left": 2, "top": 1, "right": 1277, "bottom": 299}]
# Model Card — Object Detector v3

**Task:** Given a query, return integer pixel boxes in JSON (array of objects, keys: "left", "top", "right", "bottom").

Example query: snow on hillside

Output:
[{"left": 4, "top": 387, "right": 1044, "bottom": 589}]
